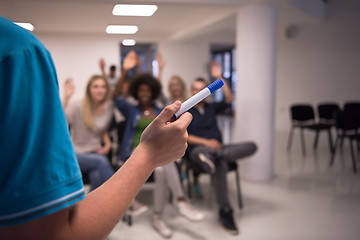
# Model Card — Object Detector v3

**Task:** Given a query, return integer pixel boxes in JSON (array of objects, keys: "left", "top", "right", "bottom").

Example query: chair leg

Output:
[
  {"left": 327, "top": 129, "right": 334, "bottom": 153},
  {"left": 186, "top": 167, "right": 192, "bottom": 199},
  {"left": 122, "top": 211, "right": 132, "bottom": 226},
  {"left": 209, "top": 174, "right": 214, "bottom": 208},
  {"left": 234, "top": 167, "right": 243, "bottom": 209},
  {"left": 313, "top": 130, "right": 320, "bottom": 149},
  {"left": 300, "top": 128, "right": 306, "bottom": 156},
  {"left": 330, "top": 134, "right": 338, "bottom": 166},
  {"left": 349, "top": 138, "right": 357, "bottom": 173},
  {"left": 356, "top": 130, "right": 360, "bottom": 152},
  {"left": 287, "top": 127, "right": 294, "bottom": 151},
  {"left": 340, "top": 135, "right": 344, "bottom": 149}
]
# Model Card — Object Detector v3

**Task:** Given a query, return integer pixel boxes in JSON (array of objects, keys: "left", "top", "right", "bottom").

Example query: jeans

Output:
[{"left": 77, "top": 152, "right": 114, "bottom": 191}]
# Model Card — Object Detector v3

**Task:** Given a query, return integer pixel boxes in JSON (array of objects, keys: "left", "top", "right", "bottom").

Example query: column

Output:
[{"left": 235, "top": 3, "right": 278, "bottom": 181}]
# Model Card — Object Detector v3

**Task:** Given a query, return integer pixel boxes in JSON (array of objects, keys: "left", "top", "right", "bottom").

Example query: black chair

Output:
[
  {"left": 340, "top": 102, "right": 360, "bottom": 149},
  {"left": 317, "top": 103, "right": 341, "bottom": 126},
  {"left": 330, "top": 110, "right": 360, "bottom": 173},
  {"left": 287, "top": 104, "right": 334, "bottom": 156},
  {"left": 316, "top": 103, "right": 341, "bottom": 151},
  {"left": 344, "top": 101, "right": 360, "bottom": 113}
]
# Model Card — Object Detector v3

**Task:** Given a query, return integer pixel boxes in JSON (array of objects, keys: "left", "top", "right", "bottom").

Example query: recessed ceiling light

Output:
[
  {"left": 122, "top": 39, "right": 136, "bottom": 46},
  {"left": 14, "top": 22, "right": 34, "bottom": 31},
  {"left": 112, "top": 4, "right": 158, "bottom": 16},
  {"left": 106, "top": 25, "right": 138, "bottom": 34}
]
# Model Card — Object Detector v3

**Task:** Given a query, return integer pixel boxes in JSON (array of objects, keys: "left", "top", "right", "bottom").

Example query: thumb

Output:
[{"left": 154, "top": 101, "right": 181, "bottom": 124}]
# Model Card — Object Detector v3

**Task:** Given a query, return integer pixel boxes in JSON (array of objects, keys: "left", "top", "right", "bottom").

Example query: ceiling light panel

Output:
[
  {"left": 122, "top": 39, "right": 136, "bottom": 46},
  {"left": 106, "top": 25, "right": 138, "bottom": 34},
  {"left": 112, "top": 4, "right": 158, "bottom": 16}
]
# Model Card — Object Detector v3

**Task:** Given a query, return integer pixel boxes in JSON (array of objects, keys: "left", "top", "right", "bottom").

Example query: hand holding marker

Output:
[{"left": 171, "top": 78, "right": 224, "bottom": 120}]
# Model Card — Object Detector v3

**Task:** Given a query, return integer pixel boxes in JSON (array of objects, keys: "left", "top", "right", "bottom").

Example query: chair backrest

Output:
[
  {"left": 335, "top": 110, "right": 359, "bottom": 130},
  {"left": 317, "top": 103, "right": 340, "bottom": 124},
  {"left": 344, "top": 102, "right": 360, "bottom": 113},
  {"left": 290, "top": 104, "right": 315, "bottom": 123}
]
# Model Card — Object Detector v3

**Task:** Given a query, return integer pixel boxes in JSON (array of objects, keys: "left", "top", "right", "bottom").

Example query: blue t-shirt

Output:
[{"left": 0, "top": 16, "right": 85, "bottom": 227}]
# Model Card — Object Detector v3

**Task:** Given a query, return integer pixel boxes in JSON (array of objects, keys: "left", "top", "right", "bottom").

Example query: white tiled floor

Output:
[{"left": 108, "top": 131, "right": 360, "bottom": 240}]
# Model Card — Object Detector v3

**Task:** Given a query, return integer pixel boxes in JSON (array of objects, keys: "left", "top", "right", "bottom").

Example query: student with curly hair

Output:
[{"left": 114, "top": 72, "right": 204, "bottom": 238}]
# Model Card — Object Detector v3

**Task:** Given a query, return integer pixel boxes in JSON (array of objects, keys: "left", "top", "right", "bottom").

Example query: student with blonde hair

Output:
[
  {"left": 167, "top": 75, "right": 187, "bottom": 103},
  {"left": 62, "top": 75, "right": 114, "bottom": 191}
]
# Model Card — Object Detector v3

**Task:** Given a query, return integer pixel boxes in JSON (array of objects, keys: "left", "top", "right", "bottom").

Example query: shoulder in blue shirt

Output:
[{"left": 0, "top": 16, "right": 84, "bottom": 227}]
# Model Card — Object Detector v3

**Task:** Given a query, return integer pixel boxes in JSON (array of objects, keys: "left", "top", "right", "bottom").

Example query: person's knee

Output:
[
  {"left": 95, "top": 155, "right": 110, "bottom": 166},
  {"left": 154, "top": 166, "right": 166, "bottom": 182},
  {"left": 154, "top": 166, "right": 165, "bottom": 177},
  {"left": 246, "top": 142, "right": 257, "bottom": 155}
]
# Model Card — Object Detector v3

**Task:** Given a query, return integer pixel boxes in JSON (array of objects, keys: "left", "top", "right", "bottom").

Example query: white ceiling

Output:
[{"left": 0, "top": 0, "right": 316, "bottom": 43}]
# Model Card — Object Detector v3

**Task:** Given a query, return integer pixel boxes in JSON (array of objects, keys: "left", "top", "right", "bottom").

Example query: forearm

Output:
[
  {"left": 62, "top": 96, "right": 70, "bottom": 109},
  {"left": 102, "top": 131, "right": 111, "bottom": 151},
  {"left": 222, "top": 79, "right": 233, "bottom": 104},
  {"left": 67, "top": 145, "right": 154, "bottom": 239},
  {"left": 0, "top": 145, "right": 155, "bottom": 240},
  {"left": 188, "top": 134, "right": 208, "bottom": 146},
  {"left": 113, "top": 69, "right": 129, "bottom": 97}
]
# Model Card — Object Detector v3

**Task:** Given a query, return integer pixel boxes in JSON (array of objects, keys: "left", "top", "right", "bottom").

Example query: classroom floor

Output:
[{"left": 108, "top": 131, "right": 360, "bottom": 240}]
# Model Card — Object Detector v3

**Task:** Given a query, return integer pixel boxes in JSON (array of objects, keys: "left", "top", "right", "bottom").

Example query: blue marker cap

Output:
[{"left": 207, "top": 79, "right": 224, "bottom": 93}]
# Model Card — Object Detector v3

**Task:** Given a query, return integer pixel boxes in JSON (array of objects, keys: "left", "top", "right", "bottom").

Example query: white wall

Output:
[
  {"left": 37, "top": 33, "right": 121, "bottom": 102},
  {"left": 276, "top": 0, "right": 360, "bottom": 132},
  {"left": 158, "top": 41, "right": 209, "bottom": 98},
  {"left": 36, "top": 33, "right": 210, "bottom": 103}
]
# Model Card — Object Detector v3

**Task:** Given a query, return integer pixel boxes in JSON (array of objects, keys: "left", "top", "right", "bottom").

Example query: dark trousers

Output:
[{"left": 189, "top": 141, "right": 257, "bottom": 209}]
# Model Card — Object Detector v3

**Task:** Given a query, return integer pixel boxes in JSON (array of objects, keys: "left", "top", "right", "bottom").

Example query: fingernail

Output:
[{"left": 174, "top": 101, "right": 181, "bottom": 107}]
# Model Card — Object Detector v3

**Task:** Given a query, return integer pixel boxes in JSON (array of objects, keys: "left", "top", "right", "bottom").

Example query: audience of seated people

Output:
[{"left": 64, "top": 52, "right": 255, "bottom": 238}]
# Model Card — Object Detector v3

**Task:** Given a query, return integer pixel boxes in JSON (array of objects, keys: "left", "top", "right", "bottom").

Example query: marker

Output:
[{"left": 171, "top": 78, "right": 224, "bottom": 120}]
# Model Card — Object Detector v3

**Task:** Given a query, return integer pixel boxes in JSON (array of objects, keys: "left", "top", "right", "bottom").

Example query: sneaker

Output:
[
  {"left": 153, "top": 214, "right": 173, "bottom": 238},
  {"left": 177, "top": 200, "right": 204, "bottom": 222},
  {"left": 191, "top": 183, "right": 204, "bottom": 199},
  {"left": 198, "top": 153, "right": 215, "bottom": 174},
  {"left": 128, "top": 199, "right": 148, "bottom": 216},
  {"left": 219, "top": 207, "right": 239, "bottom": 235}
]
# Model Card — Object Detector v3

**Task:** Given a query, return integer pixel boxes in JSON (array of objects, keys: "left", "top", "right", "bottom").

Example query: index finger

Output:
[
  {"left": 154, "top": 101, "right": 182, "bottom": 124},
  {"left": 172, "top": 112, "right": 193, "bottom": 129}
]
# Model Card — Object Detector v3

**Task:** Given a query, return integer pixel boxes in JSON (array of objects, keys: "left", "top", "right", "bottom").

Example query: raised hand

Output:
[
  {"left": 123, "top": 50, "right": 138, "bottom": 70},
  {"left": 156, "top": 53, "right": 166, "bottom": 71},
  {"left": 210, "top": 60, "right": 222, "bottom": 79},
  {"left": 99, "top": 58, "right": 106, "bottom": 73},
  {"left": 63, "top": 77, "right": 75, "bottom": 99}
]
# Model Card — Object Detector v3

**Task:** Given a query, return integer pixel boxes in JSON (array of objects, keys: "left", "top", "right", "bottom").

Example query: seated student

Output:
[
  {"left": 186, "top": 62, "right": 257, "bottom": 236},
  {"left": 62, "top": 75, "right": 115, "bottom": 191},
  {"left": 114, "top": 72, "right": 204, "bottom": 238},
  {"left": 0, "top": 15, "right": 192, "bottom": 240},
  {"left": 155, "top": 53, "right": 204, "bottom": 199}
]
